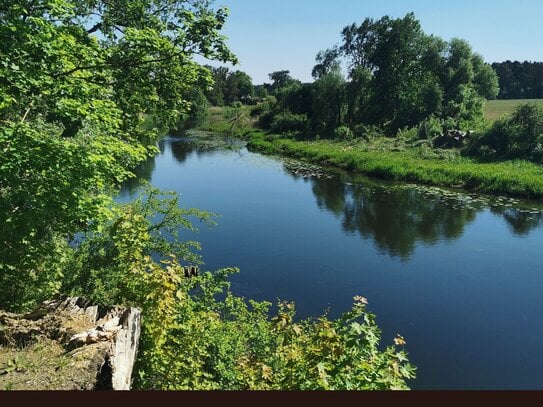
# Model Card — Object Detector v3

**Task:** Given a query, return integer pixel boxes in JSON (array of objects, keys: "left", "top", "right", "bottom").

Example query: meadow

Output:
[{"left": 484, "top": 99, "right": 543, "bottom": 121}]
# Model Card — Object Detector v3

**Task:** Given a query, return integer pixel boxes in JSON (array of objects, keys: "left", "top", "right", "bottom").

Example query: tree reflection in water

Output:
[{"left": 308, "top": 171, "right": 543, "bottom": 259}]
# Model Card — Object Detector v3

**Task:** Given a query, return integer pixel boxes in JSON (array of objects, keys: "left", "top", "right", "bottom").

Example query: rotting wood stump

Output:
[{"left": 0, "top": 297, "right": 141, "bottom": 390}]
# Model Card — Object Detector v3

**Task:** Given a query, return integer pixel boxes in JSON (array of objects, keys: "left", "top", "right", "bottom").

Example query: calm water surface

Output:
[{"left": 120, "top": 135, "right": 543, "bottom": 390}]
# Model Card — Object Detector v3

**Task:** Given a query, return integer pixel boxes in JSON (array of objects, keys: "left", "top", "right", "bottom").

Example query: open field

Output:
[{"left": 484, "top": 99, "right": 543, "bottom": 121}]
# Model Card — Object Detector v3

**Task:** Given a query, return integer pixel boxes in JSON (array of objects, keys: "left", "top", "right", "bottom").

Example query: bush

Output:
[
  {"left": 334, "top": 126, "right": 354, "bottom": 140},
  {"left": 464, "top": 102, "right": 543, "bottom": 163},
  {"left": 255, "top": 97, "right": 279, "bottom": 129},
  {"left": 270, "top": 113, "right": 309, "bottom": 134},
  {"left": 352, "top": 124, "right": 382, "bottom": 140},
  {"left": 250, "top": 104, "right": 266, "bottom": 117},
  {"left": 418, "top": 116, "right": 443, "bottom": 140}
]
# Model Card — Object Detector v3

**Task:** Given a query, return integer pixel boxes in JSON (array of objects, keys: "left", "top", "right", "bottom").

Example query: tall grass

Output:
[{"left": 249, "top": 133, "right": 543, "bottom": 200}]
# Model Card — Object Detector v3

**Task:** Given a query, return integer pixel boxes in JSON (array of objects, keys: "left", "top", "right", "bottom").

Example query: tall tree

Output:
[
  {"left": 313, "top": 13, "right": 499, "bottom": 133},
  {"left": 267, "top": 70, "right": 298, "bottom": 94},
  {"left": 492, "top": 61, "right": 543, "bottom": 99},
  {"left": 0, "top": 0, "right": 236, "bottom": 309},
  {"left": 312, "top": 67, "right": 346, "bottom": 137}
]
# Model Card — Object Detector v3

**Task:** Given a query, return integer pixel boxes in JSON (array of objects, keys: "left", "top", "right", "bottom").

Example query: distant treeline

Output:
[
  {"left": 492, "top": 61, "right": 543, "bottom": 99},
  {"left": 203, "top": 13, "right": 498, "bottom": 138}
]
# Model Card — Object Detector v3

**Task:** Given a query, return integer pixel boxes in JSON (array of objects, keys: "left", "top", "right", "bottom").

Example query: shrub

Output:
[
  {"left": 464, "top": 102, "right": 543, "bottom": 163},
  {"left": 353, "top": 124, "right": 382, "bottom": 140},
  {"left": 334, "top": 126, "right": 354, "bottom": 140},
  {"left": 250, "top": 104, "right": 266, "bottom": 117},
  {"left": 418, "top": 116, "right": 443, "bottom": 140},
  {"left": 271, "top": 113, "right": 309, "bottom": 134}
]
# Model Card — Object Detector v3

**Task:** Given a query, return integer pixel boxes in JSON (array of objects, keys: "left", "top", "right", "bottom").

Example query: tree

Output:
[
  {"left": 312, "top": 67, "right": 346, "bottom": 137},
  {"left": 312, "top": 13, "right": 499, "bottom": 134},
  {"left": 312, "top": 48, "right": 341, "bottom": 80},
  {"left": 267, "top": 70, "right": 298, "bottom": 95},
  {"left": 492, "top": 61, "right": 543, "bottom": 99},
  {"left": 204, "top": 66, "right": 230, "bottom": 106},
  {"left": 225, "top": 70, "right": 254, "bottom": 104},
  {"left": 203, "top": 67, "right": 254, "bottom": 105},
  {"left": 0, "top": 0, "right": 236, "bottom": 310}
]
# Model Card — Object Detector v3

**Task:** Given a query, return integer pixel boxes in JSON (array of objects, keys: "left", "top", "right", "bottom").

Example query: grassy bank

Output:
[
  {"left": 248, "top": 133, "right": 543, "bottom": 200},
  {"left": 199, "top": 105, "right": 256, "bottom": 135},
  {"left": 484, "top": 99, "right": 543, "bottom": 121}
]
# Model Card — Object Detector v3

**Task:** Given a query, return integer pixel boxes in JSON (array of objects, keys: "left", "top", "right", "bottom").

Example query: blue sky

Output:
[{"left": 202, "top": 0, "right": 543, "bottom": 84}]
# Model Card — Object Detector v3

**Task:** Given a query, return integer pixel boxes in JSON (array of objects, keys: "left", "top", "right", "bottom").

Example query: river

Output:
[{"left": 120, "top": 133, "right": 543, "bottom": 390}]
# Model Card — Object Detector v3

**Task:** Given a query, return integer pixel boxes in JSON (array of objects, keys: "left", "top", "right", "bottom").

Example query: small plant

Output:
[
  {"left": 418, "top": 116, "right": 443, "bottom": 140},
  {"left": 271, "top": 113, "right": 309, "bottom": 134},
  {"left": 334, "top": 126, "right": 354, "bottom": 141}
]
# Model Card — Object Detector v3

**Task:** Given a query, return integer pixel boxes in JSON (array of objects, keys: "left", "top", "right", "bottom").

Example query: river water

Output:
[{"left": 120, "top": 134, "right": 543, "bottom": 390}]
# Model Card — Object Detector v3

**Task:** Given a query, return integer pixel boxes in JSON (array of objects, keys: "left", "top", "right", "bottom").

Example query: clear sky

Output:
[{"left": 202, "top": 0, "right": 543, "bottom": 84}]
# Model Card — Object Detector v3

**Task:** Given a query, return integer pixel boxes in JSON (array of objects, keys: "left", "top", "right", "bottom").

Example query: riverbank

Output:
[{"left": 247, "top": 132, "right": 543, "bottom": 200}]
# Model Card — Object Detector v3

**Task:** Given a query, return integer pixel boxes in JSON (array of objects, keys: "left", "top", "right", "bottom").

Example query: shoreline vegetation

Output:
[
  {"left": 247, "top": 132, "right": 543, "bottom": 201},
  {"left": 198, "top": 103, "right": 543, "bottom": 201}
]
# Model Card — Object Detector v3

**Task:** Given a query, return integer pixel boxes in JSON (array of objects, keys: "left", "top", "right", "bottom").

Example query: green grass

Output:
[
  {"left": 199, "top": 105, "right": 256, "bottom": 135},
  {"left": 484, "top": 99, "right": 543, "bottom": 122},
  {"left": 249, "top": 133, "right": 543, "bottom": 200}
]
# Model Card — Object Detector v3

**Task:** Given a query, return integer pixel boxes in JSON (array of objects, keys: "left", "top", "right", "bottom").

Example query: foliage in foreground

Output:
[
  {"left": 63, "top": 188, "right": 415, "bottom": 390},
  {"left": 0, "top": 0, "right": 234, "bottom": 310}
]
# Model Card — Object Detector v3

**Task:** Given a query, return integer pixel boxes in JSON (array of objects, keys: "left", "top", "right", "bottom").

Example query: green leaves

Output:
[
  {"left": 311, "top": 13, "right": 499, "bottom": 134},
  {"left": 0, "top": 0, "right": 236, "bottom": 311}
]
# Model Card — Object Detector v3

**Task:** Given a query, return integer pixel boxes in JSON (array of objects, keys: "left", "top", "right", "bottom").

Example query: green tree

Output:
[
  {"left": 312, "top": 48, "right": 341, "bottom": 80},
  {"left": 204, "top": 67, "right": 254, "bottom": 105},
  {"left": 204, "top": 66, "right": 230, "bottom": 106},
  {"left": 267, "top": 70, "right": 298, "bottom": 95},
  {"left": 313, "top": 13, "right": 499, "bottom": 134},
  {"left": 225, "top": 70, "right": 254, "bottom": 104},
  {"left": 0, "top": 0, "right": 236, "bottom": 310},
  {"left": 492, "top": 61, "right": 543, "bottom": 99},
  {"left": 312, "top": 67, "right": 347, "bottom": 137}
]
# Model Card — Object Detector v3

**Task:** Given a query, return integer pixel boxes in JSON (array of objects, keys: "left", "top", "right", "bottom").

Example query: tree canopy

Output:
[
  {"left": 0, "top": 0, "right": 236, "bottom": 309},
  {"left": 492, "top": 61, "right": 543, "bottom": 99},
  {"left": 203, "top": 66, "right": 254, "bottom": 106},
  {"left": 255, "top": 13, "right": 499, "bottom": 138}
]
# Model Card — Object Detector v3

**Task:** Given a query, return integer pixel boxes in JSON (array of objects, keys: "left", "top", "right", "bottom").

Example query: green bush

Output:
[
  {"left": 334, "top": 126, "right": 354, "bottom": 140},
  {"left": 465, "top": 102, "right": 543, "bottom": 163},
  {"left": 418, "top": 116, "right": 443, "bottom": 140},
  {"left": 353, "top": 124, "right": 383, "bottom": 140},
  {"left": 271, "top": 113, "right": 309, "bottom": 134},
  {"left": 250, "top": 104, "right": 266, "bottom": 117}
]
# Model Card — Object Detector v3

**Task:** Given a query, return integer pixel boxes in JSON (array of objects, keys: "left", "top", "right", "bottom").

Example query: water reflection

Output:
[
  {"left": 170, "top": 137, "right": 193, "bottom": 164},
  {"left": 310, "top": 174, "right": 477, "bottom": 259},
  {"left": 307, "top": 172, "right": 543, "bottom": 259},
  {"left": 491, "top": 206, "right": 543, "bottom": 236},
  {"left": 123, "top": 138, "right": 543, "bottom": 260}
]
